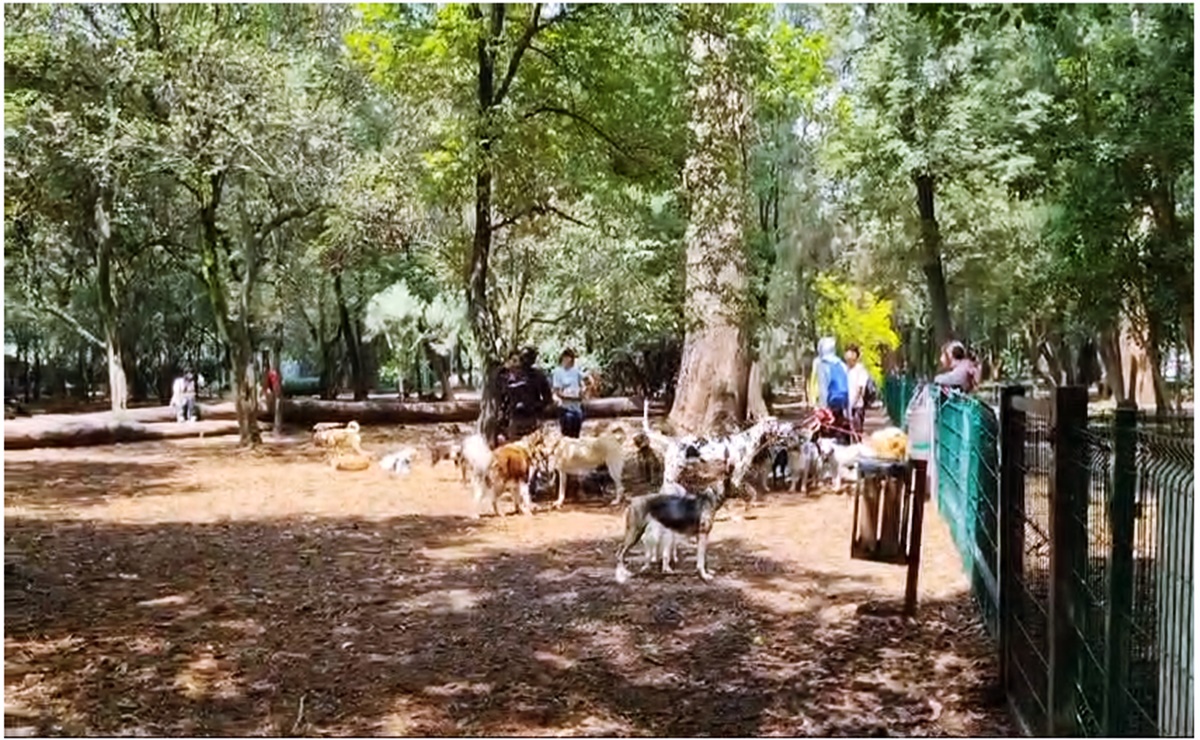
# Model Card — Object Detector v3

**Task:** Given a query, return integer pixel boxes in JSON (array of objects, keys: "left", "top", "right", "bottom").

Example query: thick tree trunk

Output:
[
  {"left": 227, "top": 332, "right": 261, "bottom": 446},
  {"left": 105, "top": 338, "right": 129, "bottom": 412},
  {"left": 668, "top": 6, "right": 755, "bottom": 437},
  {"left": 1098, "top": 326, "right": 1126, "bottom": 404},
  {"left": 422, "top": 340, "right": 455, "bottom": 402},
  {"left": 914, "top": 174, "right": 954, "bottom": 351},
  {"left": 271, "top": 338, "right": 283, "bottom": 436},
  {"left": 745, "top": 360, "right": 770, "bottom": 420}
]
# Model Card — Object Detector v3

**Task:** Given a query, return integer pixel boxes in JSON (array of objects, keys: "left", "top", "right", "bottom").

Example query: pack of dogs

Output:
[{"left": 311, "top": 406, "right": 908, "bottom": 585}]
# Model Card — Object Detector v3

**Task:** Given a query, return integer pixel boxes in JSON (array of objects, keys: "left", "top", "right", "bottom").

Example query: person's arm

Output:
[{"left": 816, "top": 361, "right": 829, "bottom": 406}]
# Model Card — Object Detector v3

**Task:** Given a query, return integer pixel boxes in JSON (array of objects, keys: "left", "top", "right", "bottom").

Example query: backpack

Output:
[
  {"left": 863, "top": 375, "right": 879, "bottom": 407},
  {"left": 823, "top": 358, "right": 849, "bottom": 411}
]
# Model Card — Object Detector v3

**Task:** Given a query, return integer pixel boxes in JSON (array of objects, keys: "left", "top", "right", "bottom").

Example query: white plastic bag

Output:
[{"left": 905, "top": 384, "right": 933, "bottom": 461}]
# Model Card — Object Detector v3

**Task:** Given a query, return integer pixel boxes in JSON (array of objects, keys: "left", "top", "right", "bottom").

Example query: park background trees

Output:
[{"left": 5, "top": 2, "right": 1192, "bottom": 441}]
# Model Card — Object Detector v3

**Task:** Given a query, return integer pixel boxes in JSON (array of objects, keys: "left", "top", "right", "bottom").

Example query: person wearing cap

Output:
[
  {"left": 934, "top": 341, "right": 979, "bottom": 393},
  {"left": 552, "top": 348, "right": 587, "bottom": 438}
]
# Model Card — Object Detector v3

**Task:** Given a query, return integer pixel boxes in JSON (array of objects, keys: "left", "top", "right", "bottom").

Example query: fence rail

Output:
[{"left": 885, "top": 378, "right": 1195, "bottom": 737}]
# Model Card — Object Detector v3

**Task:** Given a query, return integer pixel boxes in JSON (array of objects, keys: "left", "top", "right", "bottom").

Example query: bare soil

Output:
[{"left": 5, "top": 413, "right": 1011, "bottom": 737}]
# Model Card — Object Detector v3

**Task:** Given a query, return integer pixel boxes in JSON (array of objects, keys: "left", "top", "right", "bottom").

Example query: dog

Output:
[
  {"left": 313, "top": 421, "right": 365, "bottom": 456},
  {"left": 428, "top": 439, "right": 462, "bottom": 469},
  {"left": 478, "top": 429, "right": 550, "bottom": 517},
  {"left": 638, "top": 518, "right": 683, "bottom": 573},
  {"left": 631, "top": 432, "right": 664, "bottom": 492},
  {"left": 816, "top": 437, "right": 865, "bottom": 492},
  {"left": 542, "top": 431, "right": 627, "bottom": 509},
  {"left": 331, "top": 453, "right": 372, "bottom": 471},
  {"left": 460, "top": 433, "right": 497, "bottom": 517},
  {"left": 615, "top": 455, "right": 744, "bottom": 583},
  {"left": 380, "top": 447, "right": 416, "bottom": 475}
]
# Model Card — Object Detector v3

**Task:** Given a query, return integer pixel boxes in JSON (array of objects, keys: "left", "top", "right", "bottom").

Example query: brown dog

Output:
[{"left": 483, "top": 441, "right": 537, "bottom": 516}]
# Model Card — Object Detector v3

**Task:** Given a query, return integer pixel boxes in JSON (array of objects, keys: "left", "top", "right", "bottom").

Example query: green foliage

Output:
[{"left": 813, "top": 273, "right": 900, "bottom": 385}]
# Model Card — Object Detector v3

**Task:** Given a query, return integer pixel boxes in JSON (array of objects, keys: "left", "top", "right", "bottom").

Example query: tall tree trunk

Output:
[
  {"left": 334, "top": 272, "right": 368, "bottom": 401},
  {"left": 467, "top": 3, "right": 505, "bottom": 445},
  {"left": 94, "top": 196, "right": 128, "bottom": 411},
  {"left": 105, "top": 333, "right": 128, "bottom": 412},
  {"left": 668, "top": 6, "right": 755, "bottom": 436},
  {"left": 272, "top": 335, "right": 283, "bottom": 435},
  {"left": 914, "top": 173, "right": 953, "bottom": 351},
  {"left": 1098, "top": 326, "right": 1126, "bottom": 403},
  {"left": 230, "top": 332, "right": 261, "bottom": 446}
]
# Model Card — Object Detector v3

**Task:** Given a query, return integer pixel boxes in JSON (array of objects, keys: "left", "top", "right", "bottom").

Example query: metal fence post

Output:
[
  {"left": 1048, "top": 385, "right": 1088, "bottom": 736},
  {"left": 999, "top": 385, "right": 1026, "bottom": 699},
  {"left": 1103, "top": 402, "right": 1137, "bottom": 736}
]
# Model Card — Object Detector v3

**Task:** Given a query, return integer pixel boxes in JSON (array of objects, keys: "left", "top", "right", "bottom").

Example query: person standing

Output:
[
  {"left": 499, "top": 346, "right": 552, "bottom": 443},
  {"left": 551, "top": 348, "right": 587, "bottom": 438},
  {"left": 845, "top": 343, "right": 871, "bottom": 439},
  {"left": 814, "top": 337, "right": 851, "bottom": 444}
]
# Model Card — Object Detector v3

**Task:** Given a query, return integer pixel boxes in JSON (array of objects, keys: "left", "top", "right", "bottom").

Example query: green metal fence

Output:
[
  {"left": 934, "top": 389, "right": 1001, "bottom": 637},
  {"left": 883, "top": 374, "right": 918, "bottom": 427},
  {"left": 919, "top": 384, "right": 1194, "bottom": 737}
]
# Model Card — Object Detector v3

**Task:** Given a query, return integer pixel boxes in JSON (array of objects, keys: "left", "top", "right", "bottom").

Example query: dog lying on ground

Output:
[
  {"left": 616, "top": 453, "right": 746, "bottom": 583},
  {"left": 331, "top": 452, "right": 372, "bottom": 471},
  {"left": 380, "top": 447, "right": 417, "bottom": 475}
]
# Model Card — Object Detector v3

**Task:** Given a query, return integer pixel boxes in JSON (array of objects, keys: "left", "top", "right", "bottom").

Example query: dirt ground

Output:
[{"left": 5, "top": 413, "right": 1011, "bottom": 737}]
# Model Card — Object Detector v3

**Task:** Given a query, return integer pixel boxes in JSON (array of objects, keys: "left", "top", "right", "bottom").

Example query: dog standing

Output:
[
  {"left": 615, "top": 459, "right": 738, "bottom": 583},
  {"left": 544, "top": 432, "right": 627, "bottom": 509}
]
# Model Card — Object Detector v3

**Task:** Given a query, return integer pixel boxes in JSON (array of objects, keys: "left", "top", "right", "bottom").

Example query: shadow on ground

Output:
[{"left": 6, "top": 508, "right": 1008, "bottom": 737}]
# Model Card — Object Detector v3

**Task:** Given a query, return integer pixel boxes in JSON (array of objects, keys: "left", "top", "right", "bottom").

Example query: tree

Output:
[{"left": 667, "top": 5, "right": 761, "bottom": 434}]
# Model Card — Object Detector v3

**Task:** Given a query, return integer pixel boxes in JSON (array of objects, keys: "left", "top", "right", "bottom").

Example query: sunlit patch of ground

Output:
[{"left": 5, "top": 413, "right": 1010, "bottom": 736}]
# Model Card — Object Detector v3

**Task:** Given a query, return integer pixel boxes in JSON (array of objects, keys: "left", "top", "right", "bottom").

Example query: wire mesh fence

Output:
[
  {"left": 934, "top": 389, "right": 1001, "bottom": 636},
  {"left": 913, "top": 383, "right": 1194, "bottom": 737},
  {"left": 1009, "top": 409, "right": 1053, "bottom": 736}
]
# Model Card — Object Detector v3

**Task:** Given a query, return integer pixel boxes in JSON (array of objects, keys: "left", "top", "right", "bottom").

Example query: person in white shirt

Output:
[
  {"left": 845, "top": 344, "right": 871, "bottom": 438},
  {"left": 551, "top": 348, "right": 587, "bottom": 438}
]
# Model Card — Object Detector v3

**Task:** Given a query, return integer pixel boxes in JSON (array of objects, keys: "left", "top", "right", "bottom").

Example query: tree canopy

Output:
[{"left": 5, "top": 2, "right": 1192, "bottom": 434}]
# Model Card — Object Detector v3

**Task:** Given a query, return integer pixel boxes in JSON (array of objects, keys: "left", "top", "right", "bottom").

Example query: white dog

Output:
[
  {"left": 542, "top": 433, "right": 626, "bottom": 508},
  {"left": 379, "top": 447, "right": 416, "bottom": 475},
  {"left": 459, "top": 433, "right": 496, "bottom": 517},
  {"left": 816, "top": 437, "right": 865, "bottom": 491}
]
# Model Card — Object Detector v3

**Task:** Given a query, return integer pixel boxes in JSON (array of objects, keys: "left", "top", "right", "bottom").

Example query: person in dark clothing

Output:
[{"left": 497, "top": 346, "right": 552, "bottom": 443}]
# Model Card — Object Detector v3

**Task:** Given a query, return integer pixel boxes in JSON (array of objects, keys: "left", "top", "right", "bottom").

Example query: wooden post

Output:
[
  {"left": 999, "top": 385, "right": 1027, "bottom": 697},
  {"left": 1103, "top": 402, "right": 1137, "bottom": 736},
  {"left": 1047, "top": 385, "right": 1089, "bottom": 736},
  {"left": 904, "top": 459, "right": 928, "bottom": 617}
]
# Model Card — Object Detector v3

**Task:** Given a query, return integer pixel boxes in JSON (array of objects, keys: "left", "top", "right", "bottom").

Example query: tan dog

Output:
[
  {"left": 541, "top": 431, "right": 627, "bottom": 509},
  {"left": 313, "top": 421, "right": 365, "bottom": 456},
  {"left": 484, "top": 440, "right": 538, "bottom": 516},
  {"left": 332, "top": 452, "right": 372, "bottom": 471}
]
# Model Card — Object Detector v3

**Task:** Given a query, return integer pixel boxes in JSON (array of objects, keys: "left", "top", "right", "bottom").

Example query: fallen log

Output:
[
  {"left": 273, "top": 396, "right": 659, "bottom": 425},
  {"left": 3, "top": 396, "right": 664, "bottom": 449},
  {"left": 4, "top": 419, "right": 252, "bottom": 451}
]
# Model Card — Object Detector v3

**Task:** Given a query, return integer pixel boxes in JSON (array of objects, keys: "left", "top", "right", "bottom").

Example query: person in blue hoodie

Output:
[{"left": 813, "top": 336, "right": 852, "bottom": 443}]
